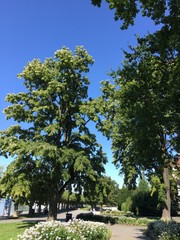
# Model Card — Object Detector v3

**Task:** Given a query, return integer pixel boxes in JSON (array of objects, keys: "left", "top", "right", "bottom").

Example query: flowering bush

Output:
[
  {"left": 17, "top": 219, "right": 111, "bottom": 240},
  {"left": 70, "top": 219, "right": 111, "bottom": 240},
  {"left": 146, "top": 220, "right": 180, "bottom": 240}
]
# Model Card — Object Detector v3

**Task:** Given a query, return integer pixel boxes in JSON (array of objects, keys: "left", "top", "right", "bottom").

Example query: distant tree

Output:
[
  {"left": 84, "top": 175, "right": 119, "bottom": 209},
  {"left": 117, "top": 186, "right": 133, "bottom": 211},
  {"left": 84, "top": 177, "right": 101, "bottom": 209},
  {"left": 97, "top": 176, "right": 120, "bottom": 207},
  {"left": 121, "top": 197, "right": 133, "bottom": 213},
  {"left": 138, "top": 177, "right": 149, "bottom": 193},
  {"left": 0, "top": 157, "right": 48, "bottom": 214},
  {"left": 131, "top": 178, "right": 161, "bottom": 216},
  {"left": 0, "top": 159, "right": 32, "bottom": 214},
  {"left": 0, "top": 46, "right": 107, "bottom": 220}
]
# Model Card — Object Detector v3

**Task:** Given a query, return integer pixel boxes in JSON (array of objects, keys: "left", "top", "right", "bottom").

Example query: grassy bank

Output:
[{"left": 0, "top": 222, "right": 36, "bottom": 240}]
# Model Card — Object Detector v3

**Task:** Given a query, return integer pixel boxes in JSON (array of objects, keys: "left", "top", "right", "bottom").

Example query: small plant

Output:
[{"left": 146, "top": 220, "right": 180, "bottom": 240}]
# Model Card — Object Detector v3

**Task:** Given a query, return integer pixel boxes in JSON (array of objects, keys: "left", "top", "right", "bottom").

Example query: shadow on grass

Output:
[{"left": 16, "top": 221, "right": 38, "bottom": 229}]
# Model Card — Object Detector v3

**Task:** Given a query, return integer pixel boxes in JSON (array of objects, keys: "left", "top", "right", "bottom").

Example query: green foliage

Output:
[
  {"left": 146, "top": 220, "right": 180, "bottom": 240},
  {"left": 117, "top": 216, "right": 147, "bottom": 225},
  {"left": 90, "top": 0, "right": 180, "bottom": 221},
  {"left": 84, "top": 176, "right": 120, "bottom": 208},
  {"left": 131, "top": 191, "right": 162, "bottom": 217},
  {"left": 138, "top": 177, "right": 149, "bottom": 192},
  {"left": 91, "top": 0, "right": 180, "bottom": 32},
  {"left": 130, "top": 178, "right": 162, "bottom": 217},
  {"left": 117, "top": 186, "right": 133, "bottom": 210},
  {"left": 0, "top": 159, "right": 31, "bottom": 205},
  {"left": 150, "top": 175, "right": 166, "bottom": 208},
  {"left": 90, "top": 30, "right": 179, "bottom": 219},
  {"left": 0, "top": 46, "right": 107, "bottom": 219},
  {"left": 121, "top": 197, "right": 132, "bottom": 213}
]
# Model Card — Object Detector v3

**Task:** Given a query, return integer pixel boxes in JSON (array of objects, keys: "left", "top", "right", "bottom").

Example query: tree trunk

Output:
[
  {"left": 38, "top": 202, "right": 41, "bottom": 214},
  {"left": 47, "top": 199, "right": 58, "bottom": 221},
  {"left": 161, "top": 167, "right": 171, "bottom": 221},
  {"left": 28, "top": 202, "right": 34, "bottom": 215}
]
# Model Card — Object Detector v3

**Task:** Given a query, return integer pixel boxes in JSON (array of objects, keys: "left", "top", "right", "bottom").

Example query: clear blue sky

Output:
[{"left": 0, "top": 0, "right": 158, "bottom": 187}]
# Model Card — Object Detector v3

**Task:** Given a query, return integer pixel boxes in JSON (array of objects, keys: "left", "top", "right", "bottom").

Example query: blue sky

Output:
[{"left": 0, "top": 0, "right": 158, "bottom": 187}]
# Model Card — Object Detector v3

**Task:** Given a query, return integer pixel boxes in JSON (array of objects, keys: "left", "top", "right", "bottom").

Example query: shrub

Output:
[
  {"left": 117, "top": 216, "right": 154, "bottom": 226},
  {"left": 17, "top": 219, "right": 111, "bottom": 240},
  {"left": 146, "top": 220, "right": 180, "bottom": 240},
  {"left": 131, "top": 191, "right": 162, "bottom": 217},
  {"left": 76, "top": 212, "right": 118, "bottom": 224}
]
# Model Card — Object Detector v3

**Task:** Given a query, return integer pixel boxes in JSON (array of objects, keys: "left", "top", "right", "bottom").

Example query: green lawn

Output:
[{"left": 0, "top": 222, "right": 36, "bottom": 240}]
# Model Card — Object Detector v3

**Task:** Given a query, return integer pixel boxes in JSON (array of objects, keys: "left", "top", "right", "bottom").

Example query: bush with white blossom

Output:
[{"left": 17, "top": 219, "right": 111, "bottom": 240}]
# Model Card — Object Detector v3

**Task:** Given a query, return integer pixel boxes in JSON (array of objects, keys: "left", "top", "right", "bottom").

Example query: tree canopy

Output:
[
  {"left": 0, "top": 46, "right": 107, "bottom": 220},
  {"left": 91, "top": 0, "right": 180, "bottom": 32},
  {"left": 89, "top": 0, "right": 180, "bottom": 220}
]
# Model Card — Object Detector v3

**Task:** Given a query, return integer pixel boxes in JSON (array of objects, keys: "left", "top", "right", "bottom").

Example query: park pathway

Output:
[{"left": 108, "top": 224, "right": 148, "bottom": 240}]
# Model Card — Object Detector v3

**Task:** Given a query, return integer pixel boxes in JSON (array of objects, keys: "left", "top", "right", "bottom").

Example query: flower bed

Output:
[{"left": 17, "top": 219, "right": 112, "bottom": 240}]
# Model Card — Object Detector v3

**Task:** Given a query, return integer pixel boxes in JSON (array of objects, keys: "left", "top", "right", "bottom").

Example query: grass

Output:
[{"left": 0, "top": 222, "right": 36, "bottom": 240}]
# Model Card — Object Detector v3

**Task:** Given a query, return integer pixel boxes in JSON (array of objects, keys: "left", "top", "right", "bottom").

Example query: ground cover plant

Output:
[
  {"left": 0, "top": 222, "right": 36, "bottom": 240},
  {"left": 146, "top": 220, "right": 180, "bottom": 240},
  {"left": 17, "top": 219, "right": 111, "bottom": 240}
]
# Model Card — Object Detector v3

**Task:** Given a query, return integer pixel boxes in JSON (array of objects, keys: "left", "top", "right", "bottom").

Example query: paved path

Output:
[
  {"left": 108, "top": 224, "right": 148, "bottom": 240},
  {"left": 1, "top": 209, "right": 148, "bottom": 239}
]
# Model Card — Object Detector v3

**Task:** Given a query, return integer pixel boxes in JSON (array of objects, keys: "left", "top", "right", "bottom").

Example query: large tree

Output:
[
  {"left": 89, "top": 33, "right": 179, "bottom": 219},
  {"left": 88, "top": 0, "right": 180, "bottom": 220},
  {"left": 0, "top": 46, "right": 107, "bottom": 220}
]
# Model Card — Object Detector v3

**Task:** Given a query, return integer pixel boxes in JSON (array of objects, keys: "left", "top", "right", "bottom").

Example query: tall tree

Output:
[
  {"left": 89, "top": 0, "right": 180, "bottom": 220},
  {"left": 0, "top": 46, "right": 107, "bottom": 220},
  {"left": 91, "top": 33, "right": 179, "bottom": 219}
]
